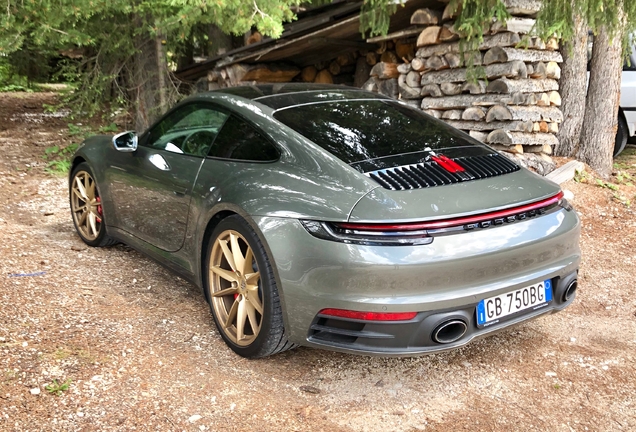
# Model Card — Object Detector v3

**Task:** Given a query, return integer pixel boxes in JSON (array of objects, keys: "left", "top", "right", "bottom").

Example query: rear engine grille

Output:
[{"left": 367, "top": 153, "right": 519, "bottom": 191}]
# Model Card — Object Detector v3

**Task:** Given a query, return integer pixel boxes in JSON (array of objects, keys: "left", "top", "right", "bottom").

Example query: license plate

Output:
[{"left": 476, "top": 280, "right": 552, "bottom": 327}]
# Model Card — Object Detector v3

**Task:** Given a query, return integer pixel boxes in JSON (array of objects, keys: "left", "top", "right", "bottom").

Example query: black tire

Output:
[
  {"left": 614, "top": 114, "right": 628, "bottom": 157},
  {"left": 69, "top": 162, "right": 117, "bottom": 247},
  {"left": 204, "top": 215, "right": 295, "bottom": 358}
]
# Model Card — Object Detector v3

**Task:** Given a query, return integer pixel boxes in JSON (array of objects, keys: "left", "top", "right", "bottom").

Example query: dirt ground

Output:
[{"left": 1, "top": 92, "right": 635, "bottom": 431}]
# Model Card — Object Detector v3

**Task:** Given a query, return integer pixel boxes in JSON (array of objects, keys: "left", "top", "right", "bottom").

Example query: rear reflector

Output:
[
  {"left": 336, "top": 191, "right": 564, "bottom": 232},
  {"left": 318, "top": 308, "right": 417, "bottom": 321}
]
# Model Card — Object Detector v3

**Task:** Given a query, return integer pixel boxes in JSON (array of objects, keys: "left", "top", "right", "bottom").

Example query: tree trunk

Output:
[
  {"left": 130, "top": 24, "right": 172, "bottom": 132},
  {"left": 578, "top": 23, "right": 623, "bottom": 177},
  {"left": 555, "top": 15, "right": 587, "bottom": 157}
]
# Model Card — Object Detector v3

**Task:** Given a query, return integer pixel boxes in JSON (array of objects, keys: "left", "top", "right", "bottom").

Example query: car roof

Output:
[{"left": 206, "top": 83, "right": 391, "bottom": 110}]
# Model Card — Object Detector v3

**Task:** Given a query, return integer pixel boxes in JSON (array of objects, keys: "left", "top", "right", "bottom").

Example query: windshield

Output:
[{"left": 273, "top": 100, "right": 484, "bottom": 166}]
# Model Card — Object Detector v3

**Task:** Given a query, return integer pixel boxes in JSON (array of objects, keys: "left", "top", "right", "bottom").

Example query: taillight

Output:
[
  {"left": 318, "top": 308, "right": 417, "bottom": 321},
  {"left": 300, "top": 191, "right": 565, "bottom": 245}
]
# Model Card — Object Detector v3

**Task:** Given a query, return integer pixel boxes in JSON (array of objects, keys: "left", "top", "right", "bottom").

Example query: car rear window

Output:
[{"left": 273, "top": 100, "right": 482, "bottom": 165}]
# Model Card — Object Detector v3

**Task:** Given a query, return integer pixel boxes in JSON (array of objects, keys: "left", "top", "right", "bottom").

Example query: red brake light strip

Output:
[
  {"left": 319, "top": 308, "right": 417, "bottom": 321},
  {"left": 337, "top": 191, "right": 564, "bottom": 232},
  {"left": 431, "top": 155, "right": 466, "bottom": 173}
]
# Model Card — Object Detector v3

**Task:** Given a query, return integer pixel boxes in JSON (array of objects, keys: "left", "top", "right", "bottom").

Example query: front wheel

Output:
[
  {"left": 205, "top": 215, "right": 294, "bottom": 358},
  {"left": 69, "top": 162, "right": 117, "bottom": 247}
]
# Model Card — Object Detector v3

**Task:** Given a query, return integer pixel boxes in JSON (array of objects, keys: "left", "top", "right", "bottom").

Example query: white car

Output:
[{"left": 617, "top": 45, "right": 636, "bottom": 156}]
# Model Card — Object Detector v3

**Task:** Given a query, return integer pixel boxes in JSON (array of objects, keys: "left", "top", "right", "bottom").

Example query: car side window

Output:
[
  {"left": 208, "top": 115, "right": 279, "bottom": 162},
  {"left": 145, "top": 103, "right": 229, "bottom": 157}
]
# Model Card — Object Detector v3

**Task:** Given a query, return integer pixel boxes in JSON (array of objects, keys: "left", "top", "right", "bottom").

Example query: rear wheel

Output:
[
  {"left": 69, "top": 162, "right": 116, "bottom": 247},
  {"left": 614, "top": 114, "right": 628, "bottom": 157},
  {"left": 205, "top": 215, "right": 294, "bottom": 358}
]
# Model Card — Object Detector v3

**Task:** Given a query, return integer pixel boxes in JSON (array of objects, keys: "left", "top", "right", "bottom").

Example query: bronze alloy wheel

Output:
[
  {"left": 209, "top": 229, "right": 263, "bottom": 346},
  {"left": 71, "top": 169, "right": 103, "bottom": 241}
]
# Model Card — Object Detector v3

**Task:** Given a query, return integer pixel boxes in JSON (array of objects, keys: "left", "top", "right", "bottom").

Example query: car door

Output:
[{"left": 108, "top": 103, "right": 229, "bottom": 251}]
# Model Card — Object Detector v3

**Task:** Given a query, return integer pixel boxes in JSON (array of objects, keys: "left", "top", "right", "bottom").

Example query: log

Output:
[
  {"left": 380, "top": 51, "right": 398, "bottom": 64},
  {"left": 440, "top": 23, "right": 459, "bottom": 42},
  {"left": 442, "top": 3, "right": 460, "bottom": 21},
  {"left": 406, "top": 70, "right": 421, "bottom": 88},
  {"left": 440, "top": 82, "right": 463, "bottom": 95},
  {"left": 486, "top": 105, "right": 513, "bottom": 122},
  {"left": 314, "top": 69, "right": 333, "bottom": 84},
  {"left": 486, "top": 78, "right": 559, "bottom": 94},
  {"left": 397, "top": 63, "right": 412, "bottom": 74},
  {"left": 415, "top": 32, "right": 521, "bottom": 58},
  {"left": 411, "top": 57, "right": 427, "bottom": 72},
  {"left": 545, "top": 62, "right": 561, "bottom": 79},
  {"left": 411, "top": 8, "right": 442, "bottom": 25},
  {"left": 523, "top": 144, "right": 553, "bottom": 154},
  {"left": 377, "top": 78, "right": 399, "bottom": 97},
  {"left": 370, "top": 62, "right": 399, "bottom": 79},
  {"left": 402, "top": 99, "right": 422, "bottom": 109},
  {"left": 445, "top": 120, "right": 534, "bottom": 132},
  {"left": 367, "top": 26, "right": 427, "bottom": 43},
  {"left": 336, "top": 53, "right": 356, "bottom": 66},
  {"left": 421, "top": 83, "right": 443, "bottom": 97},
  {"left": 442, "top": 109, "right": 463, "bottom": 120},
  {"left": 314, "top": 60, "right": 329, "bottom": 70},
  {"left": 424, "top": 109, "right": 443, "bottom": 119},
  {"left": 422, "top": 93, "right": 536, "bottom": 110},
  {"left": 395, "top": 40, "right": 415, "bottom": 60},
  {"left": 462, "top": 107, "right": 486, "bottom": 121},
  {"left": 399, "top": 83, "right": 422, "bottom": 100},
  {"left": 366, "top": 52, "right": 378, "bottom": 66},
  {"left": 362, "top": 77, "right": 378, "bottom": 92},
  {"left": 546, "top": 38, "right": 559, "bottom": 51},
  {"left": 354, "top": 57, "right": 372, "bottom": 88},
  {"left": 425, "top": 55, "right": 449, "bottom": 70},
  {"left": 462, "top": 80, "right": 487, "bottom": 94},
  {"left": 416, "top": 26, "right": 442, "bottom": 47},
  {"left": 490, "top": 18, "right": 536, "bottom": 34},
  {"left": 239, "top": 64, "right": 300, "bottom": 82},
  {"left": 536, "top": 93, "right": 550, "bottom": 107},
  {"left": 487, "top": 130, "right": 559, "bottom": 146},
  {"left": 329, "top": 61, "right": 341, "bottom": 76},
  {"left": 483, "top": 47, "right": 563, "bottom": 65},
  {"left": 398, "top": 73, "right": 406, "bottom": 87},
  {"left": 420, "top": 61, "right": 527, "bottom": 85},
  {"left": 539, "top": 121, "right": 549, "bottom": 133},
  {"left": 501, "top": 0, "right": 542, "bottom": 16},
  {"left": 545, "top": 160, "right": 585, "bottom": 184},
  {"left": 548, "top": 122, "right": 559, "bottom": 133},
  {"left": 375, "top": 41, "right": 387, "bottom": 54},
  {"left": 469, "top": 130, "right": 488, "bottom": 142},
  {"left": 490, "top": 143, "right": 524, "bottom": 154},
  {"left": 300, "top": 66, "right": 318, "bottom": 83},
  {"left": 493, "top": 105, "right": 564, "bottom": 122},
  {"left": 529, "top": 61, "right": 546, "bottom": 79},
  {"left": 444, "top": 53, "right": 462, "bottom": 68},
  {"left": 464, "top": 51, "right": 483, "bottom": 66}
]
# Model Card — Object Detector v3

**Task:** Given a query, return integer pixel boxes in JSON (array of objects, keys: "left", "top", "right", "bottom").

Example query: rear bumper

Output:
[
  {"left": 304, "top": 271, "right": 577, "bottom": 356},
  {"left": 254, "top": 207, "right": 581, "bottom": 355}
]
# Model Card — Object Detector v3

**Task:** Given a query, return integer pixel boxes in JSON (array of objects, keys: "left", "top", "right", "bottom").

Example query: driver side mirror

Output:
[{"left": 112, "top": 131, "right": 138, "bottom": 152}]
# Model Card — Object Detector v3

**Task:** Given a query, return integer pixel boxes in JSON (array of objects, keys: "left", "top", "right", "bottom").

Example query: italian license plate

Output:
[{"left": 476, "top": 280, "right": 552, "bottom": 327}]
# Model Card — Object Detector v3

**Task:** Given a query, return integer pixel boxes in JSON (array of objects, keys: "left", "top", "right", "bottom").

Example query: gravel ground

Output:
[{"left": 1, "top": 93, "right": 635, "bottom": 431}]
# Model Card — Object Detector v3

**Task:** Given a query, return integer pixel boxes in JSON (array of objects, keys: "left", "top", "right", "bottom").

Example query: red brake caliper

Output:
[{"left": 96, "top": 196, "right": 103, "bottom": 223}]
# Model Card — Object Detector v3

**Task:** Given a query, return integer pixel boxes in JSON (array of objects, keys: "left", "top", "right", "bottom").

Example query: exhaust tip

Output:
[
  {"left": 432, "top": 320, "right": 468, "bottom": 344},
  {"left": 563, "top": 280, "right": 578, "bottom": 302}
]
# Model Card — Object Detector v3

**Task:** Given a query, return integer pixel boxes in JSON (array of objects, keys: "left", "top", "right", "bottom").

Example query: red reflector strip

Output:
[
  {"left": 431, "top": 155, "right": 465, "bottom": 173},
  {"left": 318, "top": 308, "right": 417, "bottom": 321},
  {"left": 337, "top": 191, "right": 564, "bottom": 231}
]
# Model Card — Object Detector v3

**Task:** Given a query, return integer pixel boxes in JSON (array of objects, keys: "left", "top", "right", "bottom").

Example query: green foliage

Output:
[
  {"left": 0, "top": 0, "right": 302, "bottom": 117},
  {"left": 45, "top": 378, "right": 71, "bottom": 395},
  {"left": 360, "top": 0, "right": 399, "bottom": 38}
]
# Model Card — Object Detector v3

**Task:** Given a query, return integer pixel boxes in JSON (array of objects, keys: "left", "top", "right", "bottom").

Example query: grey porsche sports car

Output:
[{"left": 69, "top": 84, "right": 580, "bottom": 358}]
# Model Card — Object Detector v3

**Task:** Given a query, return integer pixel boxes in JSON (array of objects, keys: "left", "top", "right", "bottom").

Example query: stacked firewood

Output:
[
  {"left": 297, "top": 52, "right": 363, "bottom": 86},
  {"left": 363, "top": 0, "right": 563, "bottom": 173}
]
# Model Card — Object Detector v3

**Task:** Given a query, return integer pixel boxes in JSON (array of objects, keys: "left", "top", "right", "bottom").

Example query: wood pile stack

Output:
[{"left": 363, "top": 0, "right": 563, "bottom": 174}]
